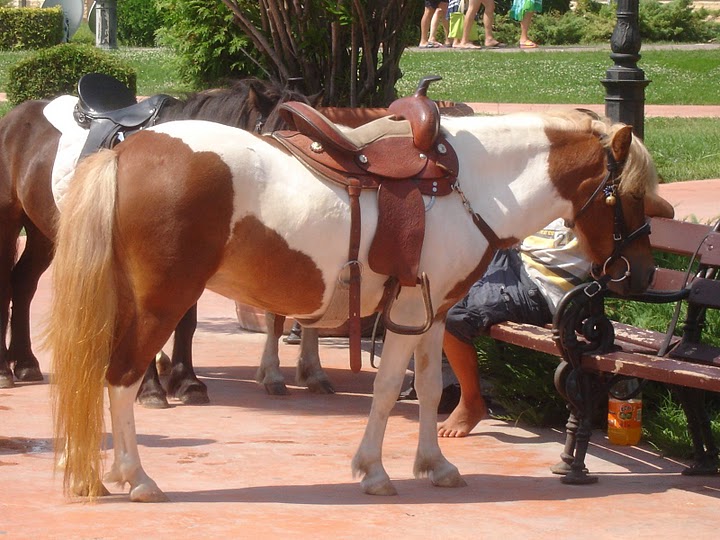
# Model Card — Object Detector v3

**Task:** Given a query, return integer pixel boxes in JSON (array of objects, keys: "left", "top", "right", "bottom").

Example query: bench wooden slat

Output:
[
  {"left": 487, "top": 322, "right": 560, "bottom": 356},
  {"left": 487, "top": 320, "right": 680, "bottom": 357},
  {"left": 649, "top": 217, "right": 714, "bottom": 255},
  {"left": 582, "top": 350, "right": 720, "bottom": 393},
  {"left": 690, "top": 277, "right": 720, "bottom": 308},
  {"left": 650, "top": 267, "right": 690, "bottom": 291},
  {"left": 670, "top": 339, "right": 720, "bottom": 365},
  {"left": 698, "top": 231, "right": 720, "bottom": 267}
]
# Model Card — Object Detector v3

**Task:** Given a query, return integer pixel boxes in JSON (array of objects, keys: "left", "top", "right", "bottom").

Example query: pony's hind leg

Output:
[
  {"left": 256, "top": 312, "right": 290, "bottom": 395},
  {"left": 106, "top": 379, "right": 168, "bottom": 502},
  {"left": 0, "top": 214, "right": 20, "bottom": 388},
  {"left": 166, "top": 304, "right": 209, "bottom": 404},
  {"left": 412, "top": 323, "right": 466, "bottom": 488},
  {"left": 295, "top": 327, "right": 334, "bottom": 394},
  {"left": 7, "top": 222, "right": 52, "bottom": 382}
]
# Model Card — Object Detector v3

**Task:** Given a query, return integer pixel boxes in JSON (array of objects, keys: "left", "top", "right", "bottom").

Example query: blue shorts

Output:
[
  {"left": 446, "top": 249, "right": 552, "bottom": 344},
  {"left": 425, "top": 0, "right": 448, "bottom": 8}
]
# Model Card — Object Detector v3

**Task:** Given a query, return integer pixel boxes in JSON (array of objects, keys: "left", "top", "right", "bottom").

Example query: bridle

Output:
[
  {"left": 570, "top": 142, "right": 652, "bottom": 286},
  {"left": 453, "top": 135, "right": 652, "bottom": 290}
]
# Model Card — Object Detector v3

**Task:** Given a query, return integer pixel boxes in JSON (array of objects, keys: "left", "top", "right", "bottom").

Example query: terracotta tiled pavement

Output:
[
  {"left": 2, "top": 99, "right": 719, "bottom": 537},
  {"left": 3, "top": 206, "right": 720, "bottom": 539}
]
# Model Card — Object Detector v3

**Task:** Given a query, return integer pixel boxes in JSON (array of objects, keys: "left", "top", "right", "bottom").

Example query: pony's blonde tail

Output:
[{"left": 45, "top": 149, "right": 119, "bottom": 498}]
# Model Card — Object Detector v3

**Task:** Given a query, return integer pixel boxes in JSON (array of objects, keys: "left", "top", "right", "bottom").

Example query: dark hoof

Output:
[
  {"left": 550, "top": 461, "right": 572, "bottom": 475},
  {"left": 176, "top": 387, "right": 210, "bottom": 405},
  {"left": 0, "top": 374, "right": 15, "bottom": 389},
  {"left": 137, "top": 393, "right": 170, "bottom": 409},
  {"left": 169, "top": 380, "right": 209, "bottom": 405},
  {"left": 265, "top": 382, "right": 290, "bottom": 395},
  {"left": 14, "top": 365, "right": 44, "bottom": 382},
  {"left": 307, "top": 379, "right": 335, "bottom": 394}
]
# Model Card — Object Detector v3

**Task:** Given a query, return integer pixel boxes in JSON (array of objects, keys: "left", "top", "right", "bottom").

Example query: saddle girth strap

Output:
[{"left": 347, "top": 179, "right": 363, "bottom": 373}]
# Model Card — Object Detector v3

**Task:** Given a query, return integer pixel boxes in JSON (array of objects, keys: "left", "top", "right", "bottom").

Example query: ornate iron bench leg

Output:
[
  {"left": 678, "top": 386, "right": 720, "bottom": 476},
  {"left": 551, "top": 408, "right": 579, "bottom": 475},
  {"left": 561, "top": 369, "right": 599, "bottom": 484}
]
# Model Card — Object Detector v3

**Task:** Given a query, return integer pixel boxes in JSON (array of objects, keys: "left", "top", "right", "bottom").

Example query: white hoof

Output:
[
  {"left": 129, "top": 482, "right": 169, "bottom": 502},
  {"left": 361, "top": 475, "right": 398, "bottom": 496},
  {"left": 430, "top": 464, "right": 467, "bottom": 488}
]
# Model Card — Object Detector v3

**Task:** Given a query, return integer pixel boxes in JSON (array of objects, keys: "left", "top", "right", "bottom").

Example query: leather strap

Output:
[{"left": 347, "top": 179, "right": 363, "bottom": 373}]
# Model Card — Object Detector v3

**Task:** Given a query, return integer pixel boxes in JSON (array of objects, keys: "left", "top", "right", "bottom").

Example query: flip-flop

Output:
[
  {"left": 420, "top": 42, "right": 441, "bottom": 48},
  {"left": 485, "top": 41, "right": 506, "bottom": 49},
  {"left": 519, "top": 40, "right": 538, "bottom": 49},
  {"left": 455, "top": 44, "right": 482, "bottom": 50}
]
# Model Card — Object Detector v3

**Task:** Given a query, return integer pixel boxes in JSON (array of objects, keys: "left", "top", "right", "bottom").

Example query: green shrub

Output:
[
  {"left": 70, "top": 23, "right": 95, "bottom": 45},
  {"left": 155, "top": 0, "right": 263, "bottom": 88},
  {"left": 118, "top": 0, "right": 164, "bottom": 47},
  {"left": 0, "top": 6, "right": 64, "bottom": 51},
  {"left": 640, "top": 0, "right": 718, "bottom": 42},
  {"left": 6, "top": 43, "right": 136, "bottom": 105}
]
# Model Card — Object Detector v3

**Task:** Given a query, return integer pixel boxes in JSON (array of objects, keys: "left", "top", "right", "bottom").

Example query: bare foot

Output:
[
  {"left": 437, "top": 396, "right": 488, "bottom": 437},
  {"left": 454, "top": 42, "right": 482, "bottom": 49}
]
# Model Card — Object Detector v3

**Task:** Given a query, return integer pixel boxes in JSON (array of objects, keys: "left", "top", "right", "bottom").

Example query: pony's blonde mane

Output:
[{"left": 540, "top": 109, "right": 659, "bottom": 196}]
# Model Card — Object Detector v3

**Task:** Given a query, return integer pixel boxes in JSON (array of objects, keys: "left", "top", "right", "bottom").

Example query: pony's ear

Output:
[
  {"left": 309, "top": 90, "right": 324, "bottom": 107},
  {"left": 611, "top": 125, "right": 633, "bottom": 163},
  {"left": 644, "top": 192, "right": 675, "bottom": 219}
]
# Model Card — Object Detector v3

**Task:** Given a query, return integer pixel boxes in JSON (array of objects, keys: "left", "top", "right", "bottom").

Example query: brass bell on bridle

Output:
[{"left": 605, "top": 194, "right": 617, "bottom": 206}]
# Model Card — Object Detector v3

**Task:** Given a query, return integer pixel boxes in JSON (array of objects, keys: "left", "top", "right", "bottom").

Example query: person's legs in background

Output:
[
  {"left": 480, "top": 0, "right": 503, "bottom": 47},
  {"left": 428, "top": 0, "right": 451, "bottom": 46},
  {"left": 419, "top": 0, "right": 435, "bottom": 47},
  {"left": 455, "top": 0, "right": 481, "bottom": 48},
  {"left": 519, "top": 10, "right": 538, "bottom": 48}
]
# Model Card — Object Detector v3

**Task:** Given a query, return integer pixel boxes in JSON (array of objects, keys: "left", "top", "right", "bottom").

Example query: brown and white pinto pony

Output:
[{"left": 46, "top": 110, "right": 666, "bottom": 501}]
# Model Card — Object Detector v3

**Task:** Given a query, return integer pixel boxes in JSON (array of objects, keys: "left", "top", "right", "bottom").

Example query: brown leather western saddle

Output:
[{"left": 272, "top": 76, "right": 460, "bottom": 372}]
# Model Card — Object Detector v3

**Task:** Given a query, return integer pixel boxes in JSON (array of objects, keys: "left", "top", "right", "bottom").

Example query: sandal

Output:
[
  {"left": 485, "top": 40, "right": 506, "bottom": 49},
  {"left": 519, "top": 40, "right": 538, "bottom": 49}
]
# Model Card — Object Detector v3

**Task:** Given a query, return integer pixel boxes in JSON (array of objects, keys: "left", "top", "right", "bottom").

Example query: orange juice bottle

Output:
[{"left": 607, "top": 395, "right": 643, "bottom": 445}]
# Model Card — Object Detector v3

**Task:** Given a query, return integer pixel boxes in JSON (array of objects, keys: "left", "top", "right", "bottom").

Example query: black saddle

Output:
[{"left": 73, "top": 73, "right": 175, "bottom": 158}]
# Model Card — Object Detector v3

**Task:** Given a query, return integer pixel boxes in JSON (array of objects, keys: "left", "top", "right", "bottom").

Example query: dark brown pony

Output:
[{"left": 0, "top": 78, "right": 312, "bottom": 402}]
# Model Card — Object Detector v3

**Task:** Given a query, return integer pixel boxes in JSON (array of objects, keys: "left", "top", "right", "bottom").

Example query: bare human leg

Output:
[{"left": 437, "top": 331, "right": 488, "bottom": 437}]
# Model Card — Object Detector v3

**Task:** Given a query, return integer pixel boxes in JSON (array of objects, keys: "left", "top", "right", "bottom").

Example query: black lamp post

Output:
[
  {"left": 601, "top": 0, "right": 649, "bottom": 139},
  {"left": 95, "top": 0, "right": 118, "bottom": 50}
]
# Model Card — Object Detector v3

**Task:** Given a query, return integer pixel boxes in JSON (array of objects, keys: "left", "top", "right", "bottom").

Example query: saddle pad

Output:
[
  {"left": 43, "top": 95, "right": 90, "bottom": 209},
  {"left": 368, "top": 180, "right": 426, "bottom": 287}
]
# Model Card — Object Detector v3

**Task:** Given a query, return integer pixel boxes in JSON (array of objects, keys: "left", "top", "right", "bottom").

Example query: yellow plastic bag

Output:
[{"left": 448, "top": 11, "right": 479, "bottom": 41}]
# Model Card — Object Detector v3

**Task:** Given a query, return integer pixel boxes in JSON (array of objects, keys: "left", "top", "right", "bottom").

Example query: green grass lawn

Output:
[
  {"left": 397, "top": 48, "right": 720, "bottom": 105},
  {"left": 2, "top": 46, "right": 719, "bottom": 181}
]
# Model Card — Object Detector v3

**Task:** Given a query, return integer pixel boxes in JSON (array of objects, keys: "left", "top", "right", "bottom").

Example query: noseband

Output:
[{"left": 569, "top": 142, "right": 651, "bottom": 286}]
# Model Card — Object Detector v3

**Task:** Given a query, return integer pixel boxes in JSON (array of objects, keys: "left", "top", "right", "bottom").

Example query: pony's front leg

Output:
[
  {"left": 352, "top": 332, "right": 416, "bottom": 495},
  {"left": 105, "top": 380, "right": 168, "bottom": 502},
  {"left": 413, "top": 323, "right": 466, "bottom": 488},
  {"left": 295, "top": 327, "right": 334, "bottom": 394}
]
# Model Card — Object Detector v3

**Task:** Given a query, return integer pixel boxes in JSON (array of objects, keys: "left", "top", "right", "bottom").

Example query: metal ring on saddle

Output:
[{"left": 338, "top": 260, "right": 363, "bottom": 285}]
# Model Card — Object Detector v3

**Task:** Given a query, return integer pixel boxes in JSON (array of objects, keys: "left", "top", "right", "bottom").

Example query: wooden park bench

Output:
[{"left": 487, "top": 216, "right": 720, "bottom": 484}]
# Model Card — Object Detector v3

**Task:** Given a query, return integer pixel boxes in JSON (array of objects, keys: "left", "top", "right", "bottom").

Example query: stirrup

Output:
[{"left": 382, "top": 273, "right": 433, "bottom": 335}]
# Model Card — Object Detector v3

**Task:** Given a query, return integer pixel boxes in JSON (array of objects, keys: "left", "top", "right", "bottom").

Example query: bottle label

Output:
[{"left": 608, "top": 399, "right": 642, "bottom": 428}]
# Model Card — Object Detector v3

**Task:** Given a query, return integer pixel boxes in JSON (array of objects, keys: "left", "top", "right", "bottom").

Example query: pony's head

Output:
[
  {"left": 548, "top": 111, "right": 673, "bottom": 295},
  {"left": 158, "top": 77, "right": 321, "bottom": 134}
]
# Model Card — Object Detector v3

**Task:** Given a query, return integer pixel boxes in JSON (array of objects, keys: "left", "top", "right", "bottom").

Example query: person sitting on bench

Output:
[{"left": 438, "top": 218, "right": 592, "bottom": 437}]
